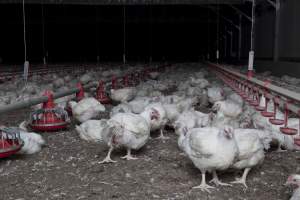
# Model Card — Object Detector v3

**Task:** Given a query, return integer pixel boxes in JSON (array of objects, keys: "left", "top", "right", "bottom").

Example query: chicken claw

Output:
[
  {"left": 209, "top": 171, "right": 232, "bottom": 187},
  {"left": 192, "top": 183, "right": 215, "bottom": 193},
  {"left": 192, "top": 172, "right": 215, "bottom": 193},
  {"left": 121, "top": 149, "right": 138, "bottom": 160},
  {"left": 231, "top": 167, "right": 251, "bottom": 188},
  {"left": 156, "top": 129, "right": 170, "bottom": 140},
  {"left": 99, "top": 157, "right": 117, "bottom": 164},
  {"left": 99, "top": 146, "right": 116, "bottom": 164},
  {"left": 231, "top": 178, "right": 248, "bottom": 188}
]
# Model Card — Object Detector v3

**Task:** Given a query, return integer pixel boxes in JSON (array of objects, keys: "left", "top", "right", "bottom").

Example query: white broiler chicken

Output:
[
  {"left": 109, "top": 103, "right": 133, "bottom": 117},
  {"left": 69, "top": 97, "right": 105, "bottom": 123},
  {"left": 128, "top": 97, "right": 152, "bottom": 114},
  {"left": 99, "top": 108, "right": 157, "bottom": 163},
  {"left": 163, "top": 103, "right": 183, "bottom": 124},
  {"left": 230, "top": 128, "right": 271, "bottom": 188},
  {"left": 144, "top": 103, "right": 168, "bottom": 139},
  {"left": 211, "top": 100, "right": 243, "bottom": 129},
  {"left": 207, "top": 87, "right": 225, "bottom": 104},
  {"left": 18, "top": 130, "right": 45, "bottom": 154},
  {"left": 174, "top": 109, "right": 212, "bottom": 135},
  {"left": 285, "top": 174, "right": 300, "bottom": 200},
  {"left": 110, "top": 87, "right": 136, "bottom": 103},
  {"left": 212, "top": 100, "right": 243, "bottom": 118},
  {"left": 178, "top": 126, "right": 239, "bottom": 193},
  {"left": 4, "top": 125, "right": 46, "bottom": 155},
  {"left": 75, "top": 119, "right": 109, "bottom": 142}
]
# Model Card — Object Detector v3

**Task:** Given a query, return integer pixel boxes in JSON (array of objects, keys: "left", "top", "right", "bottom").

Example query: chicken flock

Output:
[{"left": 1, "top": 63, "right": 300, "bottom": 198}]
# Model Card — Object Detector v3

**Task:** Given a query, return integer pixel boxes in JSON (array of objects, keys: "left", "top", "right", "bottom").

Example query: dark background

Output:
[{"left": 0, "top": 3, "right": 256, "bottom": 64}]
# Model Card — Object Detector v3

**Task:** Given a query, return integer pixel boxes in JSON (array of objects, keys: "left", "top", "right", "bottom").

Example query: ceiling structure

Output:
[{"left": 0, "top": 0, "right": 244, "bottom": 5}]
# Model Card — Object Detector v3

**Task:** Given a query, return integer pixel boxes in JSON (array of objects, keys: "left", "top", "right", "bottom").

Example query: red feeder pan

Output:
[
  {"left": 294, "top": 137, "right": 300, "bottom": 146},
  {"left": 280, "top": 127, "right": 298, "bottom": 135},
  {"left": 96, "top": 80, "right": 111, "bottom": 104},
  {"left": 261, "top": 111, "right": 275, "bottom": 118},
  {"left": 29, "top": 91, "right": 70, "bottom": 132},
  {"left": 0, "top": 128, "right": 23, "bottom": 159},
  {"left": 256, "top": 106, "right": 265, "bottom": 111},
  {"left": 269, "top": 118, "right": 285, "bottom": 125}
]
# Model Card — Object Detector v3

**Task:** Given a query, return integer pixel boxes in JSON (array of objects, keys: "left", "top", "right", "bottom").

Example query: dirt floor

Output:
[{"left": 1, "top": 108, "right": 300, "bottom": 200}]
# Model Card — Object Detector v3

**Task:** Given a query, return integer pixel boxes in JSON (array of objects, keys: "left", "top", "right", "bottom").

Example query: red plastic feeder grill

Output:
[
  {"left": 261, "top": 98, "right": 275, "bottom": 118},
  {"left": 0, "top": 127, "right": 23, "bottom": 159},
  {"left": 111, "top": 76, "right": 117, "bottom": 89},
  {"left": 96, "top": 80, "right": 111, "bottom": 104},
  {"left": 269, "top": 98, "right": 285, "bottom": 125},
  {"left": 256, "top": 94, "right": 266, "bottom": 111},
  {"left": 294, "top": 137, "right": 300, "bottom": 146},
  {"left": 280, "top": 103, "right": 298, "bottom": 135},
  {"left": 123, "top": 75, "right": 129, "bottom": 87},
  {"left": 29, "top": 91, "right": 70, "bottom": 132},
  {"left": 66, "top": 83, "right": 85, "bottom": 116}
]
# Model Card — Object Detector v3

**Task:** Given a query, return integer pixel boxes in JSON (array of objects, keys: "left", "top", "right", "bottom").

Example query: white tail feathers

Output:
[
  {"left": 18, "top": 131, "right": 45, "bottom": 154},
  {"left": 256, "top": 130, "right": 273, "bottom": 150},
  {"left": 19, "top": 121, "right": 28, "bottom": 132}
]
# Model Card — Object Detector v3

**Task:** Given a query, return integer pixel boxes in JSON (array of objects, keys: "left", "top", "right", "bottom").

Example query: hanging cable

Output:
[
  {"left": 149, "top": 5, "right": 153, "bottom": 63},
  {"left": 248, "top": 0, "right": 256, "bottom": 78},
  {"left": 123, "top": 5, "right": 126, "bottom": 65},
  {"left": 41, "top": 1, "right": 46, "bottom": 65},
  {"left": 216, "top": 0, "right": 220, "bottom": 62},
  {"left": 22, "top": 0, "right": 29, "bottom": 84},
  {"left": 250, "top": 0, "right": 255, "bottom": 51},
  {"left": 22, "top": 0, "right": 27, "bottom": 61},
  {"left": 96, "top": 6, "right": 99, "bottom": 64},
  {"left": 207, "top": 6, "right": 210, "bottom": 60}
]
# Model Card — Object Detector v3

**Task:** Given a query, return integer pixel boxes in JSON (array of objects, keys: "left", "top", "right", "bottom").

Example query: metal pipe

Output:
[{"left": 209, "top": 62, "right": 300, "bottom": 115}]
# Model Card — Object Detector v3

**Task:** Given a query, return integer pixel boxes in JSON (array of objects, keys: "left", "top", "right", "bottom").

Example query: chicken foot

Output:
[
  {"left": 209, "top": 170, "right": 232, "bottom": 187},
  {"left": 156, "top": 129, "right": 170, "bottom": 140},
  {"left": 192, "top": 171, "right": 215, "bottom": 193},
  {"left": 231, "top": 167, "right": 251, "bottom": 188},
  {"left": 99, "top": 146, "right": 117, "bottom": 164},
  {"left": 121, "top": 149, "right": 138, "bottom": 160}
]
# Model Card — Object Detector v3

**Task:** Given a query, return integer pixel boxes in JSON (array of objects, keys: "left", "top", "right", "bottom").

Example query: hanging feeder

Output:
[
  {"left": 261, "top": 96, "right": 275, "bottom": 117},
  {"left": 123, "top": 74, "right": 129, "bottom": 87},
  {"left": 249, "top": 89, "right": 259, "bottom": 106},
  {"left": 293, "top": 113, "right": 300, "bottom": 146},
  {"left": 111, "top": 75, "right": 118, "bottom": 89},
  {"left": 0, "top": 127, "right": 23, "bottom": 159},
  {"left": 76, "top": 82, "right": 85, "bottom": 101},
  {"left": 29, "top": 91, "right": 70, "bottom": 132},
  {"left": 280, "top": 103, "right": 298, "bottom": 135},
  {"left": 269, "top": 97, "right": 285, "bottom": 125},
  {"left": 96, "top": 80, "right": 111, "bottom": 104},
  {"left": 256, "top": 92, "right": 266, "bottom": 111}
]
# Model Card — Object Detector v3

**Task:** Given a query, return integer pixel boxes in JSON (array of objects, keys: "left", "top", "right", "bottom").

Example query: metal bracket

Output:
[
  {"left": 208, "top": 6, "right": 240, "bottom": 30},
  {"left": 228, "top": 5, "right": 253, "bottom": 22},
  {"left": 266, "top": 0, "right": 280, "bottom": 10}
]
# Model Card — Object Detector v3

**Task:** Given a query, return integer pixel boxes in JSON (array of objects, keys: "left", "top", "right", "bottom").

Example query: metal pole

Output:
[
  {"left": 123, "top": 5, "right": 126, "bottom": 65},
  {"left": 238, "top": 14, "right": 242, "bottom": 60},
  {"left": 248, "top": 0, "right": 255, "bottom": 78},
  {"left": 273, "top": 0, "right": 280, "bottom": 62}
]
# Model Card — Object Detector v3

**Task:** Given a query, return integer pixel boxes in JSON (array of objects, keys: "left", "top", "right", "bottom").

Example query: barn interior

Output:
[{"left": 0, "top": 0, "right": 300, "bottom": 199}]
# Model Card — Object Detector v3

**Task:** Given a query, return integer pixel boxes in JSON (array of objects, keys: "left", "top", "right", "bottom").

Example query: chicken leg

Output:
[
  {"left": 99, "top": 146, "right": 117, "bottom": 164},
  {"left": 231, "top": 167, "right": 251, "bottom": 188},
  {"left": 156, "top": 128, "right": 170, "bottom": 140},
  {"left": 209, "top": 170, "right": 232, "bottom": 186},
  {"left": 121, "top": 149, "right": 138, "bottom": 160},
  {"left": 192, "top": 171, "right": 215, "bottom": 193}
]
